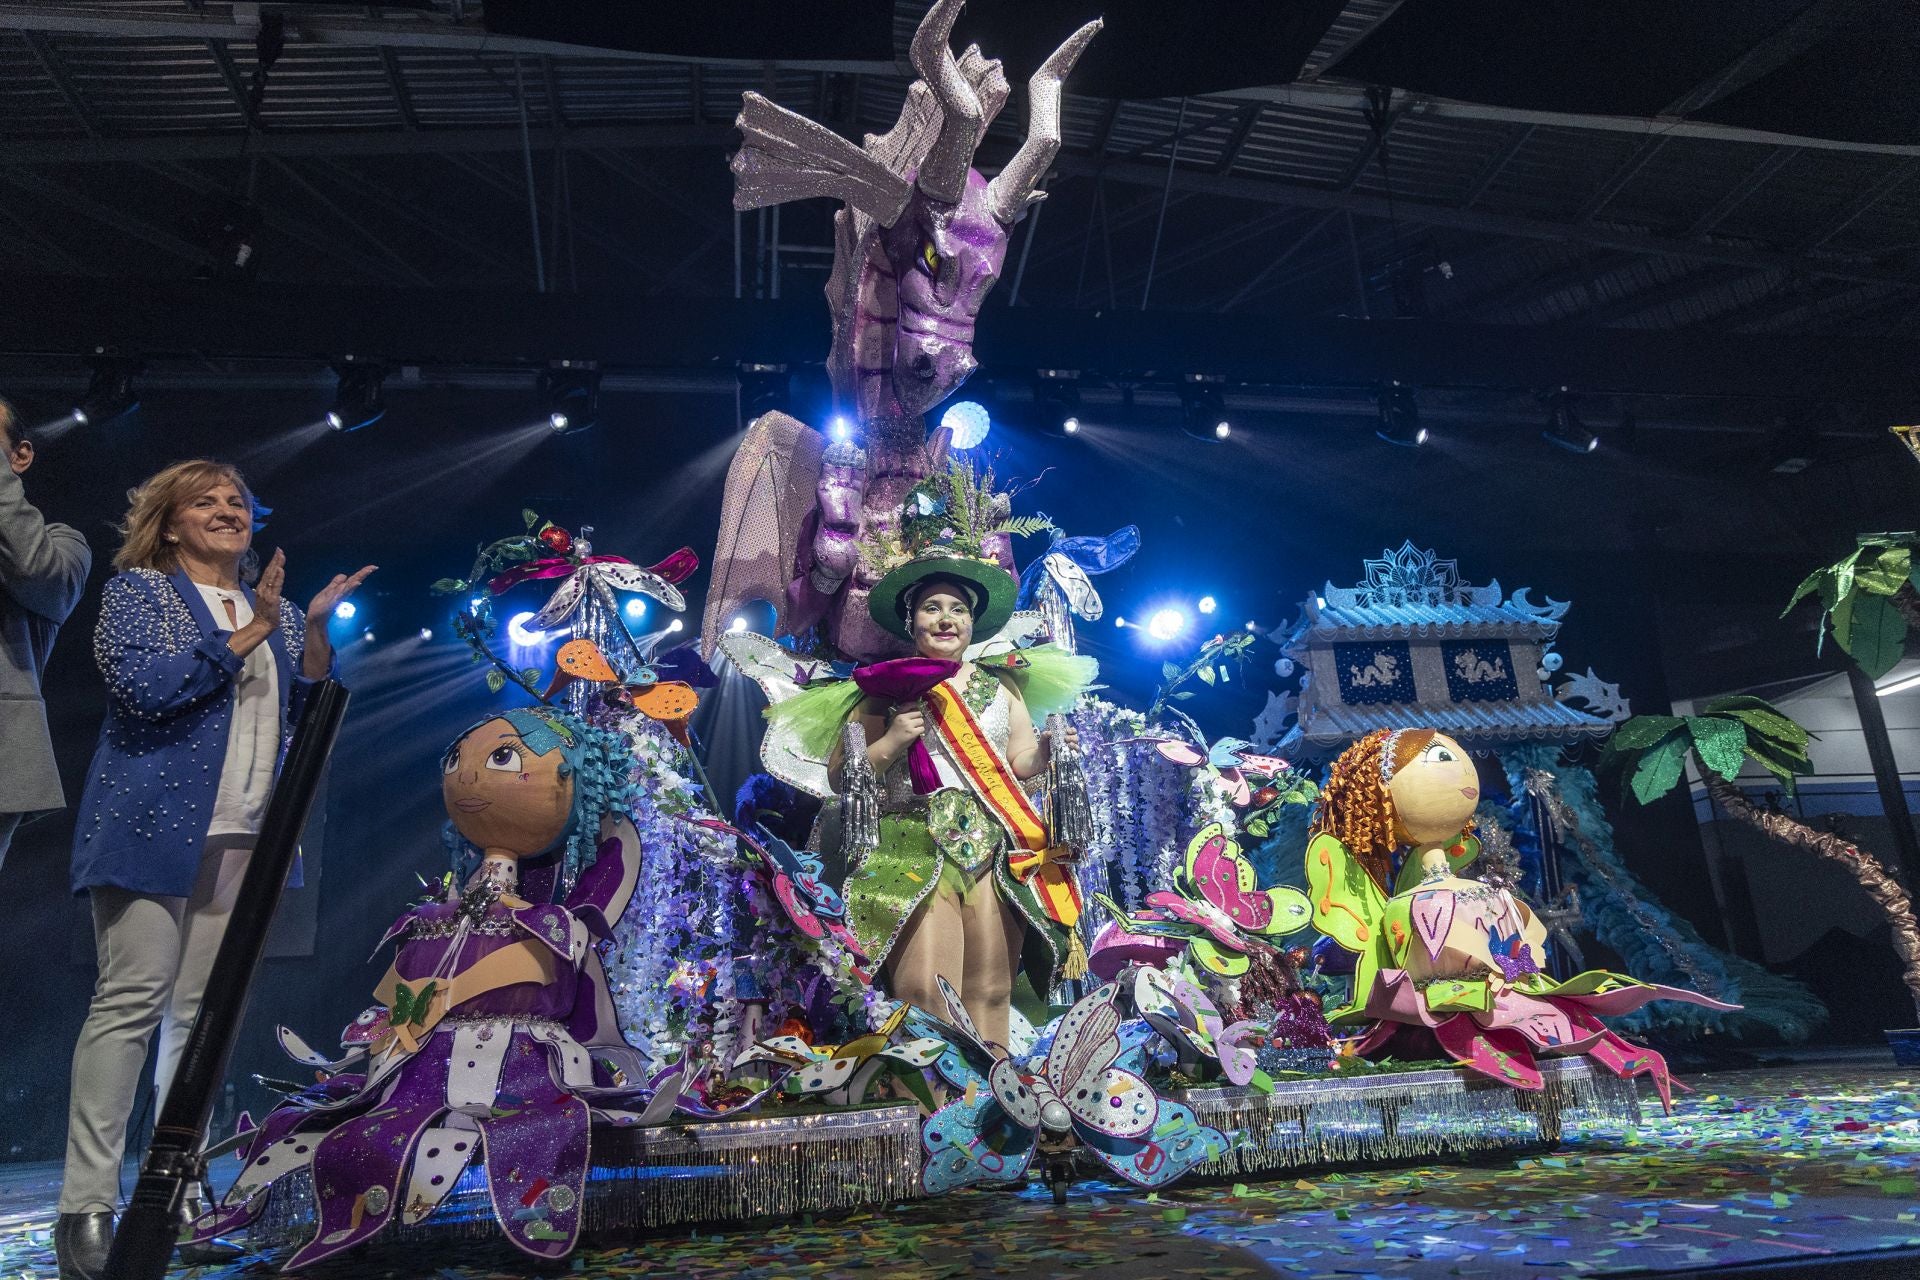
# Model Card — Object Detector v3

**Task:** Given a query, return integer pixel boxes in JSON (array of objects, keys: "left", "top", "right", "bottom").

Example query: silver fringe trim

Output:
[
  {"left": 840, "top": 721, "right": 881, "bottom": 865},
  {"left": 1174, "top": 1058, "right": 1640, "bottom": 1177},
  {"left": 1044, "top": 712, "right": 1096, "bottom": 855},
  {"left": 249, "top": 1105, "right": 926, "bottom": 1249}
]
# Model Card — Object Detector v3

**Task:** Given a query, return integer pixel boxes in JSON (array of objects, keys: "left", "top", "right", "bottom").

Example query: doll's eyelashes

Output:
[
  {"left": 441, "top": 749, "right": 459, "bottom": 775},
  {"left": 1423, "top": 743, "right": 1456, "bottom": 764},
  {"left": 485, "top": 745, "right": 523, "bottom": 773}
]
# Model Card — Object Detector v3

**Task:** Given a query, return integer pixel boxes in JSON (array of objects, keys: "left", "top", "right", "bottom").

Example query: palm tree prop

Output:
[
  {"left": 1784, "top": 533, "right": 1920, "bottom": 679},
  {"left": 1602, "top": 696, "right": 1920, "bottom": 1023}
]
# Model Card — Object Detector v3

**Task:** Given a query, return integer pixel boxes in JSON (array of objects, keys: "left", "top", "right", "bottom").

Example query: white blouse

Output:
[{"left": 194, "top": 583, "right": 281, "bottom": 839}]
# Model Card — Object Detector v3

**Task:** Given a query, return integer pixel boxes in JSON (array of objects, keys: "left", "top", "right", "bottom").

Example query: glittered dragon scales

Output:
[{"left": 704, "top": 0, "right": 1100, "bottom": 661}]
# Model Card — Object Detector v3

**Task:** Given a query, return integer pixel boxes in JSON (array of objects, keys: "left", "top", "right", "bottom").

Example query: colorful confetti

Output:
[{"left": 3, "top": 1065, "right": 1918, "bottom": 1278}]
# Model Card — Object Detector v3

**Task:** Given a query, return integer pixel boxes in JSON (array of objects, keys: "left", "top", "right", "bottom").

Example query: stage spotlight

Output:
[
  {"left": 1541, "top": 386, "right": 1598, "bottom": 454},
  {"left": 624, "top": 597, "right": 647, "bottom": 621},
  {"left": 1114, "top": 615, "right": 1127, "bottom": 628},
  {"left": 1198, "top": 596, "right": 1217, "bottom": 615},
  {"left": 667, "top": 619, "right": 685, "bottom": 634},
  {"left": 728, "top": 616, "right": 749, "bottom": 633},
  {"left": 1376, "top": 381, "right": 1427, "bottom": 447},
  {"left": 417, "top": 627, "right": 433, "bottom": 642},
  {"left": 1146, "top": 607, "right": 1189, "bottom": 642},
  {"left": 326, "top": 360, "right": 387, "bottom": 432},
  {"left": 1179, "top": 375, "right": 1230, "bottom": 442},
  {"left": 541, "top": 363, "right": 600, "bottom": 435},
  {"left": 1033, "top": 369, "right": 1082, "bottom": 433},
  {"left": 362, "top": 630, "right": 376, "bottom": 644},
  {"left": 64, "top": 357, "right": 142, "bottom": 429},
  {"left": 333, "top": 600, "right": 357, "bottom": 621},
  {"left": 1245, "top": 620, "right": 1257, "bottom": 632},
  {"left": 940, "top": 400, "right": 992, "bottom": 451},
  {"left": 507, "top": 611, "right": 546, "bottom": 646},
  {"left": 738, "top": 362, "right": 791, "bottom": 423},
  {"left": 829, "top": 415, "right": 853, "bottom": 443}
]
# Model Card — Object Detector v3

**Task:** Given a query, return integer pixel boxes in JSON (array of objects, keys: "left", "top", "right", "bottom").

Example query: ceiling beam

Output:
[
  {"left": 19, "top": 30, "right": 98, "bottom": 138},
  {"left": 0, "top": 272, "right": 1913, "bottom": 405},
  {"left": 1570, "top": 136, "right": 1667, "bottom": 224},
  {"left": 0, "top": 171, "right": 208, "bottom": 267},
  {"left": 1685, "top": 147, "right": 1801, "bottom": 238},
  {"left": 0, "top": 122, "right": 734, "bottom": 165},
  {"left": 1798, "top": 157, "right": 1920, "bottom": 251},
  {"left": 0, "top": 4, "right": 902, "bottom": 74},
  {"left": 1462, "top": 124, "right": 1533, "bottom": 208},
  {"left": 139, "top": 160, "right": 400, "bottom": 284},
  {"left": 1053, "top": 155, "right": 1920, "bottom": 292}
]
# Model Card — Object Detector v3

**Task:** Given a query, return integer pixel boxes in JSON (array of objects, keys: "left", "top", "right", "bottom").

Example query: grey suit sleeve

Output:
[{"left": 0, "top": 466, "right": 91, "bottom": 624}]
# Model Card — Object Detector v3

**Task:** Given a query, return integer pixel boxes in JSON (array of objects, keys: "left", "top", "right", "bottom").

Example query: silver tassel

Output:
[
  {"left": 840, "top": 720, "right": 881, "bottom": 865},
  {"left": 1045, "top": 712, "right": 1095, "bottom": 855}
]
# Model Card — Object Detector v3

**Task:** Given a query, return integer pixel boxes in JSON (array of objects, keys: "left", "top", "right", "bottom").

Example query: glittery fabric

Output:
[
  {"left": 700, "top": 412, "right": 823, "bottom": 661},
  {"left": 846, "top": 676, "right": 1064, "bottom": 977},
  {"left": 71, "top": 567, "right": 318, "bottom": 897}
]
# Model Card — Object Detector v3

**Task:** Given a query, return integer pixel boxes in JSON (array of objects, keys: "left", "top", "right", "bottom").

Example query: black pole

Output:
[
  {"left": 107, "top": 680, "right": 350, "bottom": 1280},
  {"left": 1847, "top": 662, "right": 1920, "bottom": 886}
]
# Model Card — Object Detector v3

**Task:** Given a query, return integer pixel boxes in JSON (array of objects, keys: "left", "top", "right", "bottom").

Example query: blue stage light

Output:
[
  {"left": 940, "top": 400, "right": 992, "bottom": 450},
  {"left": 333, "top": 600, "right": 357, "bottom": 621},
  {"left": 507, "top": 611, "right": 546, "bottom": 647},
  {"left": 1147, "top": 607, "right": 1188, "bottom": 642},
  {"left": 624, "top": 597, "right": 647, "bottom": 620},
  {"left": 830, "top": 415, "right": 852, "bottom": 443},
  {"left": 418, "top": 627, "right": 433, "bottom": 642},
  {"left": 1197, "top": 596, "right": 1217, "bottom": 615}
]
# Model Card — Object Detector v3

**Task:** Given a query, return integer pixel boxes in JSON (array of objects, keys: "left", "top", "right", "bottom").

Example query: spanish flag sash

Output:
[{"left": 923, "top": 682, "right": 1083, "bottom": 929}]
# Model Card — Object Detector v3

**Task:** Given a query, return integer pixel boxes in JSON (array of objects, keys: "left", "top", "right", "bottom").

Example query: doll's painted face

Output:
[
  {"left": 909, "top": 581, "right": 975, "bottom": 662},
  {"left": 441, "top": 717, "right": 573, "bottom": 858},
  {"left": 1388, "top": 732, "right": 1480, "bottom": 846}
]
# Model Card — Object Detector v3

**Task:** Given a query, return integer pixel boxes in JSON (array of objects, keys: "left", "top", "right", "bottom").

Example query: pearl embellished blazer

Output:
[{"left": 69, "top": 567, "right": 327, "bottom": 897}]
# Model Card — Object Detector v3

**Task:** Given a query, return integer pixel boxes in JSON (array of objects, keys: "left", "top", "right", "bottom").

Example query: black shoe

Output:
[
  {"left": 174, "top": 1182, "right": 245, "bottom": 1265},
  {"left": 53, "top": 1211, "right": 113, "bottom": 1280}
]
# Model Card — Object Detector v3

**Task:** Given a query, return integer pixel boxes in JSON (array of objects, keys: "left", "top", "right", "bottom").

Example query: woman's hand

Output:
[
  {"left": 301, "top": 563, "right": 377, "bottom": 678},
  {"left": 228, "top": 548, "right": 285, "bottom": 657},
  {"left": 306, "top": 565, "right": 378, "bottom": 625},
  {"left": 883, "top": 703, "right": 929, "bottom": 751}
]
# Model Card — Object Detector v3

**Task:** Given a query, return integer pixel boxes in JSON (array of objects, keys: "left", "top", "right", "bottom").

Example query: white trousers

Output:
[{"left": 58, "top": 837, "right": 253, "bottom": 1214}]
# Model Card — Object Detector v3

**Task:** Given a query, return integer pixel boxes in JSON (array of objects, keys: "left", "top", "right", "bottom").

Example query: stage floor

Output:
[{"left": 3, "top": 1060, "right": 1918, "bottom": 1278}]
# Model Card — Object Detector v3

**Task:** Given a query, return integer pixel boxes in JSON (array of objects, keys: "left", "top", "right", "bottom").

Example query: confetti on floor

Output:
[{"left": 5, "top": 1064, "right": 1920, "bottom": 1279}]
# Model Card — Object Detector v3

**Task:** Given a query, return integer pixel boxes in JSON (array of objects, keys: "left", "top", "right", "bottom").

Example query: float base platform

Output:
[{"left": 2, "top": 1062, "right": 1918, "bottom": 1278}]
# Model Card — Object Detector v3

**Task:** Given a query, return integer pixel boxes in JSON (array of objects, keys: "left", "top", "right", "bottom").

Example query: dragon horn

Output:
[
  {"left": 987, "top": 19, "right": 1103, "bottom": 226},
  {"left": 910, "top": 0, "right": 982, "bottom": 204}
]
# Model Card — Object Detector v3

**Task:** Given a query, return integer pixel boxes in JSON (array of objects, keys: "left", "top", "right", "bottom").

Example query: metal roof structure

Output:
[{"left": 0, "top": 0, "right": 1916, "bottom": 346}]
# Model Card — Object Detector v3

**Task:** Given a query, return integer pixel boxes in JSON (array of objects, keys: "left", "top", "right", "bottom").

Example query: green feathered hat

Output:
[{"left": 868, "top": 550, "right": 1019, "bottom": 644}]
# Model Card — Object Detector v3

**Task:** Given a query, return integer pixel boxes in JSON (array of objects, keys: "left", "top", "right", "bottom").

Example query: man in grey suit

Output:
[{"left": 0, "top": 397, "right": 91, "bottom": 867}]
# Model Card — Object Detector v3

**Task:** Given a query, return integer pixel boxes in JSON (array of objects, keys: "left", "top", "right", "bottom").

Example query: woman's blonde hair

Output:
[
  {"left": 1309, "top": 728, "right": 1440, "bottom": 890},
  {"left": 113, "top": 459, "right": 262, "bottom": 576}
]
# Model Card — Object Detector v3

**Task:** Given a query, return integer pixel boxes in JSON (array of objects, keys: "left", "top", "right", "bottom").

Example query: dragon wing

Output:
[{"left": 703, "top": 411, "right": 825, "bottom": 660}]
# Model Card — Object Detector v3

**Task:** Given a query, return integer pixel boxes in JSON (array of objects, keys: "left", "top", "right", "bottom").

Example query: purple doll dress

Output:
[{"left": 185, "top": 816, "right": 681, "bottom": 1267}]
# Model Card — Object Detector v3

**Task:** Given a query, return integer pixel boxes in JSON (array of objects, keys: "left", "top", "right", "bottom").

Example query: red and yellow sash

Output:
[{"left": 923, "top": 683, "right": 1083, "bottom": 928}]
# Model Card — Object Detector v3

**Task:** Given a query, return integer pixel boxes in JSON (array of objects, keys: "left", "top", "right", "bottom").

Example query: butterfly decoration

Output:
[
  {"left": 1105, "top": 823, "right": 1314, "bottom": 978},
  {"left": 913, "top": 977, "right": 1227, "bottom": 1195},
  {"left": 546, "top": 637, "right": 702, "bottom": 738},
  {"left": 689, "top": 818, "right": 871, "bottom": 980},
  {"left": 1016, "top": 526, "right": 1141, "bottom": 620},
  {"left": 1146, "top": 734, "right": 1294, "bottom": 809},
  {"left": 737, "top": 1004, "right": 943, "bottom": 1109},
  {"left": 498, "top": 546, "right": 696, "bottom": 632},
  {"left": 1130, "top": 966, "right": 1273, "bottom": 1091},
  {"left": 716, "top": 631, "right": 859, "bottom": 797}
]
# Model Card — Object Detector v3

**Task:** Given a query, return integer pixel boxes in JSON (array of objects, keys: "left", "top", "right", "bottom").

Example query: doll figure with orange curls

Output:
[{"left": 1305, "top": 728, "right": 1735, "bottom": 1110}]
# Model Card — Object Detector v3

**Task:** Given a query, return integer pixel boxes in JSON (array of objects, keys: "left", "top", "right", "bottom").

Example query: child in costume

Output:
[
  {"left": 1306, "top": 728, "right": 1735, "bottom": 1109},
  {"left": 185, "top": 706, "right": 677, "bottom": 1266}
]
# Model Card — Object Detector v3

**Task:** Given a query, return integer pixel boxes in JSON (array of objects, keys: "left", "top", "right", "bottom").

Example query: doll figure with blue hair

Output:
[{"left": 182, "top": 704, "right": 687, "bottom": 1266}]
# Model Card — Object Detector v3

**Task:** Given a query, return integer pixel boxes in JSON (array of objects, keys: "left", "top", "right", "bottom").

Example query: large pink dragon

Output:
[{"left": 703, "top": 0, "right": 1100, "bottom": 661}]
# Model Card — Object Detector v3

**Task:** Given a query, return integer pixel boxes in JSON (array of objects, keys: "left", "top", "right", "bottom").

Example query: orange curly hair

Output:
[{"left": 1310, "top": 728, "right": 1437, "bottom": 890}]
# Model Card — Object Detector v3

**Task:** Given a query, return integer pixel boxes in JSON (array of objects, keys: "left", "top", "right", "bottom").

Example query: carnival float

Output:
[{"left": 185, "top": 2, "right": 1758, "bottom": 1262}]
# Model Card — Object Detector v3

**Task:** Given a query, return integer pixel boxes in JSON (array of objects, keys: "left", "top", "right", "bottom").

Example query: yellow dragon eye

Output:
[{"left": 921, "top": 240, "right": 941, "bottom": 274}]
